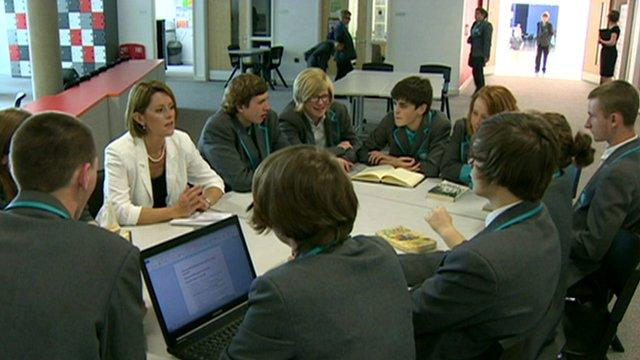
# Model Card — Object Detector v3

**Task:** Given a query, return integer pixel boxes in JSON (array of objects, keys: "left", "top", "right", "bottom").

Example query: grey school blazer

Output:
[
  {"left": 569, "top": 137, "right": 640, "bottom": 284},
  {"left": 0, "top": 191, "right": 145, "bottom": 359},
  {"left": 400, "top": 201, "right": 561, "bottom": 359},
  {"left": 220, "top": 235, "right": 415, "bottom": 360},
  {"left": 279, "top": 100, "right": 360, "bottom": 162},
  {"left": 198, "top": 109, "right": 289, "bottom": 192},
  {"left": 356, "top": 110, "right": 451, "bottom": 177}
]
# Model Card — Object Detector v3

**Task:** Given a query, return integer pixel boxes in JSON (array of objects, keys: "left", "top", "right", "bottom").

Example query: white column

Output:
[{"left": 26, "top": 0, "right": 62, "bottom": 99}]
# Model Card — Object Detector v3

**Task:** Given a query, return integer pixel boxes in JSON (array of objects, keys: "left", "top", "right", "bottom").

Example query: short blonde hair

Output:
[
  {"left": 293, "top": 68, "right": 334, "bottom": 112},
  {"left": 221, "top": 73, "right": 269, "bottom": 114},
  {"left": 125, "top": 81, "right": 178, "bottom": 137}
]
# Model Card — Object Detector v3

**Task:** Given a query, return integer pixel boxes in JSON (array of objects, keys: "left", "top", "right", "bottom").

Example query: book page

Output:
[
  {"left": 382, "top": 167, "right": 425, "bottom": 187},
  {"left": 352, "top": 165, "right": 395, "bottom": 181}
]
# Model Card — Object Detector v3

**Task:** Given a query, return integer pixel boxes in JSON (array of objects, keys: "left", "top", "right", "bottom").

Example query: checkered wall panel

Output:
[{"left": 4, "top": 0, "right": 109, "bottom": 77}]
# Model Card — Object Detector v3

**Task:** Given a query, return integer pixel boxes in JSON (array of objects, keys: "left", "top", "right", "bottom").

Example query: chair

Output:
[
  {"left": 119, "top": 43, "right": 146, "bottom": 60},
  {"left": 62, "top": 68, "right": 80, "bottom": 90},
  {"left": 224, "top": 44, "right": 253, "bottom": 88},
  {"left": 13, "top": 92, "right": 26, "bottom": 107},
  {"left": 564, "top": 230, "right": 640, "bottom": 359},
  {"left": 266, "top": 46, "right": 288, "bottom": 88},
  {"left": 361, "top": 62, "right": 394, "bottom": 112},
  {"left": 87, "top": 169, "right": 105, "bottom": 218},
  {"left": 419, "top": 64, "right": 451, "bottom": 119}
]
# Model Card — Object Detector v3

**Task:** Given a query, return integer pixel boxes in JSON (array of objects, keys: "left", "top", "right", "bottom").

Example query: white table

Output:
[
  {"left": 134, "top": 175, "right": 488, "bottom": 358},
  {"left": 333, "top": 70, "right": 445, "bottom": 132}
]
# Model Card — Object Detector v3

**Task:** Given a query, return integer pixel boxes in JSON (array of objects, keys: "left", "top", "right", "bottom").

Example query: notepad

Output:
[
  {"left": 426, "top": 180, "right": 469, "bottom": 202},
  {"left": 351, "top": 165, "right": 425, "bottom": 188},
  {"left": 169, "top": 211, "right": 233, "bottom": 227},
  {"left": 376, "top": 226, "right": 437, "bottom": 253}
]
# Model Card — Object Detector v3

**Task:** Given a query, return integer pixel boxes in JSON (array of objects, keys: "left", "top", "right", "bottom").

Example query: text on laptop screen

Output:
[{"left": 144, "top": 222, "right": 254, "bottom": 333}]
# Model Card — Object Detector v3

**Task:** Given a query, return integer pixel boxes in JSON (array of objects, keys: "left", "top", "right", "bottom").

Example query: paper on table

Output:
[{"left": 169, "top": 211, "right": 233, "bottom": 227}]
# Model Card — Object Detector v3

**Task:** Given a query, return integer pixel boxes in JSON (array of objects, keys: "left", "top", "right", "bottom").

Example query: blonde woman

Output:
[
  {"left": 279, "top": 68, "right": 359, "bottom": 171},
  {"left": 100, "top": 80, "right": 224, "bottom": 225},
  {"left": 439, "top": 85, "right": 518, "bottom": 185}
]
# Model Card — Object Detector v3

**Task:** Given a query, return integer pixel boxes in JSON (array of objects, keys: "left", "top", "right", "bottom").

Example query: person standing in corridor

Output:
[
  {"left": 535, "top": 11, "right": 555, "bottom": 75},
  {"left": 468, "top": 8, "right": 493, "bottom": 93}
]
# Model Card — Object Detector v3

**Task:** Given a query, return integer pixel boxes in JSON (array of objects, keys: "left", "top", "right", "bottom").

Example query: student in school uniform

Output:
[
  {"left": 198, "top": 73, "right": 289, "bottom": 192},
  {"left": 279, "top": 68, "right": 359, "bottom": 172},
  {"left": 520, "top": 112, "right": 594, "bottom": 358},
  {"left": 440, "top": 85, "right": 518, "bottom": 185},
  {"left": 221, "top": 145, "right": 415, "bottom": 359},
  {"left": 400, "top": 112, "right": 561, "bottom": 359},
  {"left": 567, "top": 80, "right": 640, "bottom": 290},
  {"left": 101, "top": 81, "right": 225, "bottom": 226},
  {"left": 356, "top": 76, "right": 450, "bottom": 177},
  {"left": 1, "top": 112, "right": 144, "bottom": 359},
  {"left": 563, "top": 80, "right": 640, "bottom": 355}
]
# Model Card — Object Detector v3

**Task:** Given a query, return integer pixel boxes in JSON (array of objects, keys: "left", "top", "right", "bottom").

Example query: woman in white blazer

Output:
[{"left": 100, "top": 81, "right": 224, "bottom": 225}]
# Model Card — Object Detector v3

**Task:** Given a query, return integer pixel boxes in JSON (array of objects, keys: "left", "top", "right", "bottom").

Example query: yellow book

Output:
[
  {"left": 351, "top": 165, "right": 425, "bottom": 188},
  {"left": 376, "top": 226, "right": 437, "bottom": 253}
]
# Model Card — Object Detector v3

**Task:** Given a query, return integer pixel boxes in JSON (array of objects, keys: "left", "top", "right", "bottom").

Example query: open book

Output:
[
  {"left": 170, "top": 211, "right": 233, "bottom": 227},
  {"left": 427, "top": 180, "right": 469, "bottom": 202},
  {"left": 351, "top": 165, "right": 425, "bottom": 188},
  {"left": 376, "top": 226, "right": 437, "bottom": 253}
]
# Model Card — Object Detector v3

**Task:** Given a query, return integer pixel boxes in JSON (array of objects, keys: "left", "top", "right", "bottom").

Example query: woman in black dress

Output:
[{"left": 599, "top": 10, "right": 620, "bottom": 84}]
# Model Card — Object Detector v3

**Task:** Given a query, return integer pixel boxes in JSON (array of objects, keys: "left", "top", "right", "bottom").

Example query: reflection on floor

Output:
[{"left": 495, "top": 47, "right": 582, "bottom": 80}]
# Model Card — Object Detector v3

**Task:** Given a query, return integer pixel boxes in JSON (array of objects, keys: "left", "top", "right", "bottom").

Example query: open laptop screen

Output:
[{"left": 142, "top": 216, "right": 255, "bottom": 335}]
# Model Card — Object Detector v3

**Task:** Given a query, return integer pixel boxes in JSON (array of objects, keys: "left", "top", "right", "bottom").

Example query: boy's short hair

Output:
[
  {"left": 466, "top": 85, "right": 518, "bottom": 134},
  {"left": 476, "top": 7, "right": 489, "bottom": 18},
  {"left": 11, "top": 111, "right": 96, "bottom": 193},
  {"left": 340, "top": 9, "right": 351, "bottom": 19},
  {"left": 251, "top": 145, "right": 358, "bottom": 250},
  {"left": 221, "top": 73, "right": 269, "bottom": 114},
  {"left": 390, "top": 76, "right": 433, "bottom": 112},
  {"left": 588, "top": 80, "right": 639, "bottom": 127},
  {"left": 125, "top": 80, "right": 178, "bottom": 138},
  {"left": 293, "top": 68, "right": 335, "bottom": 112},
  {"left": 542, "top": 11, "right": 550, "bottom": 18},
  {"left": 471, "top": 112, "right": 559, "bottom": 202}
]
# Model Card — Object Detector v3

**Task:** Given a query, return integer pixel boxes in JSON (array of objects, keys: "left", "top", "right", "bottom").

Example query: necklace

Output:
[{"left": 147, "top": 145, "right": 165, "bottom": 163}]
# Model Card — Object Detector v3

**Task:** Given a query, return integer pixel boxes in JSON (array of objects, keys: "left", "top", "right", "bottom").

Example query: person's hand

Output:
[
  {"left": 393, "top": 156, "right": 420, "bottom": 172},
  {"left": 425, "top": 206, "right": 454, "bottom": 236},
  {"left": 337, "top": 157, "right": 354, "bottom": 172},
  {"left": 337, "top": 140, "right": 353, "bottom": 150},
  {"left": 425, "top": 206, "right": 466, "bottom": 249},
  {"left": 173, "top": 186, "right": 208, "bottom": 218},
  {"left": 336, "top": 42, "right": 345, "bottom": 51},
  {"left": 368, "top": 151, "right": 387, "bottom": 165}
]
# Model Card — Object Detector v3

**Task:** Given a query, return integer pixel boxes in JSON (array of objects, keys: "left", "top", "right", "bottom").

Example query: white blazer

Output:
[{"left": 99, "top": 130, "right": 225, "bottom": 225}]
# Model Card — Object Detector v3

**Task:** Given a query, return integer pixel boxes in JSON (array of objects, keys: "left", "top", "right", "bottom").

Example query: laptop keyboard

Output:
[{"left": 178, "top": 317, "right": 243, "bottom": 360}]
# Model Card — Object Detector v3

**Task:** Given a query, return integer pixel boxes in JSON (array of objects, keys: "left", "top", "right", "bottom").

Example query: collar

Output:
[
  {"left": 485, "top": 200, "right": 523, "bottom": 227},
  {"left": 304, "top": 112, "right": 324, "bottom": 128},
  {"left": 602, "top": 135, "right": 638, "bottom": 161},
  {"left": 5, "top": 190, "right": 72, "bottom": 219}
]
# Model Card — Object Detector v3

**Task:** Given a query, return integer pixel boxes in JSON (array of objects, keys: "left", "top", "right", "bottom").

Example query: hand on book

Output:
[
  {"left": 393, "top": 157, "right": 421, "bottom": 172},
  {"left": 337, "top": 140, "right": 353, "bottom": 150},
  {"left": 337, "top": 157, "right": 355, "bottom": 172},
  {"left": 425, "top": 206, "right": 466, "bottom": 249}
]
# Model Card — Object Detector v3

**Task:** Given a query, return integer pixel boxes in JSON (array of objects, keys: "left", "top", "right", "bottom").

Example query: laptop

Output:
[{"left": 140, "top": 215, "right": 257, "bottom": 359}]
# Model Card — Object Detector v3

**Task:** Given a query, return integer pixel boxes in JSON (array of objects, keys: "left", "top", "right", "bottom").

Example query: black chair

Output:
[
  {"left": 224, "top": 44, "right": 253, "bottom": 88},
  {"left": 266, "top": 46, "right": 288, "bottom": 88},
  {"left": 564, "top": 230, "right": 640, "bottom": 359},
  {"left": 361, "top": 62, "right": 394, "bottom": 112},
  {"left": 419, "top": 64, "right": 451, "bottom": 119},
  {"left": 62, "top": 68, "right": 80, "bottom": 90},
  {"left": 87, "top": 169, "right": 105, "bottom": 218},
  {"left": 13, "top": 92, "right": 26, "bottom": 107}
]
